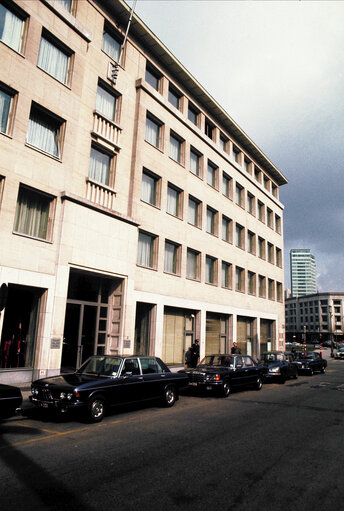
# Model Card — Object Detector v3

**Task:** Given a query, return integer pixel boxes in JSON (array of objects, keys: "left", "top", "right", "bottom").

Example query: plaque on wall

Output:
[
  {"left": 51, "top": 337, "right": 61, "bottom": 349},
  {"left": 123, "top": 339, "right": 131, "bottom": 349}
]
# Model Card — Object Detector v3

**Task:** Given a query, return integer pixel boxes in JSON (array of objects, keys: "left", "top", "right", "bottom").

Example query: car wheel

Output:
[
  {"left": 321, "top": 367, "right": 326, "bottom": 374},
  {"left": 255, "top": 376, "right": 263, "bottom": 390},
  {"left": 88, "top": 396, "right": 106, "bottom": 423},
  {"left": 294, "top": 371, "right": 298, "bottom": 379},
  {"left": 308, "top": 368, "right": 314, "bottom": 376},
  {"left": 162, "top": 385, "right": 177, "bottom": 407},
  {"left": 219, "top": 381, "right": 231, "bottom": 397}
]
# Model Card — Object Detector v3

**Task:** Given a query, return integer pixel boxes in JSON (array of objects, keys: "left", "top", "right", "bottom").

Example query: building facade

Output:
[
  {"left": 0, "top": 0, "right": 287, "bottom": 384},
  {"left": 290, "top": 249, "right": 316, "bottom": 297},
  {"left": 285, "top": 292, "right": 344, "bottom": 343}
]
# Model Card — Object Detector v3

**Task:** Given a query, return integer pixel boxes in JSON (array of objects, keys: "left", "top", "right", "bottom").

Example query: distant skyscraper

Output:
[{"left": 290, "top": 249, "right": 316, "bottom": 297}]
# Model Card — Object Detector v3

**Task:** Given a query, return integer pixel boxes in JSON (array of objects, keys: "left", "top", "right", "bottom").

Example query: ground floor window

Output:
[
  {"left": 237, "top": 316, "right": 256, "bottom": 357},
  {"left": 0, "top": 284, "right": 43, "bottom": 369},
  {"left": 206, "top": 313, "right": 228, "bottom": 355},
  {"left": 260, "top": 319, "right": 275, "bottom": 353}
]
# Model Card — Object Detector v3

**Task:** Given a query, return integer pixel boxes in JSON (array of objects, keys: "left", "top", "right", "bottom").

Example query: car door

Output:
[
  {"left": 140, "top": 357, "right": 166, "bottom": 400},
  {"left": 117, "top": 358, "right": 144, "bottom": 403},
  {"left": 232, "top": 356, "right": 247, "bottom": 386},
  {"left": 243, "top": 356, "right": 259, "bottom": 385}
]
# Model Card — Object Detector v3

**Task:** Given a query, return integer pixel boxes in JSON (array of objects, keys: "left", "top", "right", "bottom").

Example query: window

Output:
[
  {"left": 57, "top": 0, "right": 73, "bottom": 12},
  {"left": 259, "top": 275, "right": 266, "bottom": 298},
  {"left": 275, "top": 214, "right": 281, "bottom": 234},
  {"left": 145, "top": 114, "right": 162, "bottom": 149},
  {"left": 233, "top": 146, "right": 240, "bottom": 163},
  {"left": 141, "top": 169, "right": 160, "bottom": 207},
  {"left": 272, "top": 183, "right": 278, "bottom": 198},
  {"left": 188, "top": 196, "right": 201, "bottom": 227},
  {"left": 207, "top": 161, "right": 218, "bottom": 188},
  {"left": 26, "top": 103, "right": 64, "bottom": 158},
  {"left": 219, "top": 133, "right": 229, "bottom": 153},
  {"left": 102, "top": 28, "right": 121, "bottom": 62},
  {"left": 247, "top": 192, "right": 255, "bottom": 215},
  {"left": 248, "top": 271, "right": 256, "bottom": 295},
  {"left": 88, "top": 146, "right": 112, "bottom": 186},
  {"left": 14, "top": 185, "right": 54, "bottom": 241},
  {"left": 137, "top": 231, "right": 157, "bottom": 269},
  {"left": 247, "top": 231, "right": 255, "bottom": 254},
  {"left": 222, "top": 262, "right": 232, "bottom": 289},
  {"left": 264, "top": 176, "right": 270, "bottom": 192},
  {"left": 254, "top": 167, "right": 261, "bottom": 182},
  {"left": 190, "top": 147, "right": 201, "bottom": 176},
  {"left": 268, "top": 279, "right": 275, "bottom": 300},
  {"left": 276, "top": 247, "right": 282, "bottom": 267},
  {"left": 0, "top": 82, "right": 16, "bottom": 135},
  {"left": 96, "top": 83, "right": 117, "bottom": 121},
  {"left": 168, "top": 85, "right": 181, "bottom": 109},
  {"left": 222, "top": 173, "right": 232, "bottom": 199},
  {"left": 235, "top": 183, "right": 244, "bottom": 207},
  {"left": 258, "top": 200, "right": 265, "bottom": 222},
  {"left": 0, "top": 2, "right": 26, "bottom": 53},
  {"left": 277, "top": 282, "right": 283, "bottom": 302},
  {"left": 258, "top": 237, "right": 265, "bottom": 259},
  {"left": 145, "top": 63, "right": 161, "bottom": 91},
  {"left": 37, "top": 30, "right": 72, "bottom": 85},
  {"left": 222, "top": 216, "right": 232, "bottom": 243},
  {"left": 188, "top": 102, "right": 199, "bottom": 125},
  {"left": 164, "top": 241, "right": 180, "bottom": 275},
  {"left": 187, "top": 248, "right": 200, "bottom": 280},
  {"left": 206, "top": 206, "right": 217, "bottom": 236},
  {"left": 267, "top": 208, "right": 273, "bottom": 229},
  {"left": 268, "top": 243, "right": 274, "bottom": 264},
  {"left": 170, "top": 131, "right": 184, "bottom": 164},
  {"left": 205, "top": 256, "right": 217, "bottom": 285},
  {"left": 244, "top": 158, "right": 251, "bottom": 173},
  {"left": 236, "top": 267, "right": 244, "bottom": 292},
  {"left": 235, "top": 224, "right": 244, "bottom": 249},
  {"left": 167, "top": 183, "right": 182, "bottom": 218},
  {"left": 205, "top": 118, "right": 215, "bottom": 140}
]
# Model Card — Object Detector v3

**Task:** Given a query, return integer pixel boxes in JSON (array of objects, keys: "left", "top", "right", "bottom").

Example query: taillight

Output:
[
  {"left": 215, "top": 374, "right": 220, "bottom": 381},
  {"left": 75, "top": 391, "right": 80, "bottom": 399}
]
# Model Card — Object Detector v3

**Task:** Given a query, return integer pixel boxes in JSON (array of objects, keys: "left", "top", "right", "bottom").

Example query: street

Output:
[{"left": 1, "top": 359, "right": 344, "bottom": 511}]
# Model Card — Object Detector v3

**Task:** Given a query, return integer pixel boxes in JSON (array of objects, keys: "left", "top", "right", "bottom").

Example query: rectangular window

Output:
[
  {"left": 222, "top": 173, "right": 232, "bottom": 199},
  {"left": 258, "top": 237, "right": 265, "bottom": 259},
  {"left": 57, "top": 0, "right": 73, "bottom": 12},
  {"left": 233, "top": 146, "right": 240, "bottom": 163},
  {"left": 188, "top": 102, "right": 199, "bottom": 125},
  {"left": 248, "top": 271, "right": 256, "bottom": 295},
  {"left": 26, "top": 103, "right": 64, "bottom": 158},
  {"left": 170, "top": 131, "right": 184, "bottom": 164},
  {"left": 244, "top": 158, "right": 251, "bottom": 173},
  {"left": 145, "top": 114, "right": 162, "bottom": 149},
  {"left": 88, "top": 146, "right": 112, "bottom": 186},
  {"left": 222, "top": 262, "right": 232, "bottom": 289},
  {"left": 206, "top": 206, "right": 217, "bottom": 235},
  {"left": 272, "top": 183, "right": 278, "bottom": 198},
  {"left": 254, "top": 167, "right": 261, "bottom": 182},
  {"left": 0, "top": 2, "right": 26, "bottom": 53},
  {"left": 167, "top": 183, "right": 182, "bottom": 218},
  {"left": 275, "top": 214, "right": 281, "bottom": 234},
  {"left": 205, "top": 255, "right": 217, "bottom": 285},
  {"left": 102, "top": 28, "right": 121, "bottom": 62},
  {"left": 137, "top": 231, "right": 157, "bottom": 269},
  {"left": 247, "top": 192, "right": 255, "bottom": 215},
  {"left": 276, "top": 247, "right": 282, "bottom": 267},
  {"left": 264, "top": 176, "right": 270, "bottom": 191},
  {"left": 268, "top": 279, "right": 275, "bottom": 300},
  {"left": 277, "top": 282, "right": 283, "bottom": 302},
  {"left": 268, "top": 242, "right": 274, "bottom": 264},
  {"left": 168, "top": 85, "right": 181, "bottom": 109},
  {"left": 247, "top": 231, "right": 255, "bottom": 254},
  {"left": 145, "top": 63, "right": 161, "bottom": 91},
  {"left": 190, "top": 147, "right": 201, "bottom": 176},
  {"left": 0, "top": 82, "right": 16, "bottom": 134},
  {"left": 187, "top": 248, "right": 200, "bottom": 280},
  {"left": 258, "top": 200, "right": 265, "bottom": 222},
  {"left": 188, "top": 196, "right": 201, "bottom": 227},
  {"left": 14, "top": 185, "right": 54, "bottom": 241},
  {"left": 235, "top": 183, "right": 244, "bottom": 207},
  {"left": 141, "top": 169, "right": 160, "bottom": 207},
  {"left": 236, "top": 267, "right": 244, "bottom": 292},
  {"left": 259, "top": 275, "right": 266, "bottom": 298},
  {"left": 207, "top": 161, "right": 218, "bottom": 188},
  {"left": 222, "top": 216, "right": 232, "bottom": 243},
  {"left": 219, "top": 133, "right": 229, "bottom": 153},
  {"left": 96, "top": 83, "right": 117, "bottom": 121},
  {"left": 164, "top": 240, "right": 180, "bottom": 275},
  {"left": 205, "top": 118, "right": 214, "bottom": 140},
  {"left": 267, "top": 208, "right": 273, "bottom": 228},
  {"left": 37, "top": 30, "right": 72, "bottom": 85},
  {"left": 235, "top": 224, "right": 244, "bottom": 249}
]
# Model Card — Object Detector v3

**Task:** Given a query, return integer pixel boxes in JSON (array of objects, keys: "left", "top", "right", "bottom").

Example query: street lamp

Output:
[{"left": 329, "top": 305, "right": 334, "bottom": 357}]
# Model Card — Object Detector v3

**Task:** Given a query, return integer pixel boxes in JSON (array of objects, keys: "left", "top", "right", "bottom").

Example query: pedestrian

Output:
[
  {"left": 185, "top": 347, "right": 193, "bottom": 368},
  {"left": 231, "top": 342, "right": 241, "bottom": 354},
  {"left": 190, "top": 339, "right": 200, "bottom": 367}
]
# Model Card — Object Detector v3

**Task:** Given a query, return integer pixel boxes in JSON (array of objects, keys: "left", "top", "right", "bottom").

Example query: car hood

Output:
[
  {"left": 183, "top": 366, "right": 228, "bottom": 374},
  {"left": 32, "top": 373, "right": 104, "bottom": 390}
]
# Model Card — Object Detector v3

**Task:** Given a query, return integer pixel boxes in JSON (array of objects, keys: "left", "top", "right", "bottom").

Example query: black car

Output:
[
  {"left": 259, "top": 351, "right": 298, "bottom": 383},
  {"left": 179, "top": 354, "right": 266, "bottom": 397},
  {"left": 293, "top": 352, "right": 327, "bottom": 375},
  {"left": 30, "top": 355, "right": 189, "bottom": 422},
  {"left": 0, "top": 383, "right": 22, "bottom": 419},
  {"left": 334, "top": 347, "right": 344, "bottom": 360}
]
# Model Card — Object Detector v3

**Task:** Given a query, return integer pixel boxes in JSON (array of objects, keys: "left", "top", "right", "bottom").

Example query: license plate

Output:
[
  {"left": 189, "top": 382, "right": 198, "bottom": 386},
  {"left": 40, "top": 402, "right": 49, "bottom": 408}
]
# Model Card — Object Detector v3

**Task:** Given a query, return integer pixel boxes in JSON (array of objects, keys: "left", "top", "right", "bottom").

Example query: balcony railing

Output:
[
  {"left": 92, "top": 112, "right": 121, "bottom": 149},
  {"left": 86, "top": 178, "right": 116, "bottom": 211}
]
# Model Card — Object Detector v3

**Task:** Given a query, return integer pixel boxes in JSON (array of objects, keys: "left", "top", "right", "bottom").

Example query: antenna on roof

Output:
[{"left": 110, "top": 0, "right": 137, "bottom": 83}]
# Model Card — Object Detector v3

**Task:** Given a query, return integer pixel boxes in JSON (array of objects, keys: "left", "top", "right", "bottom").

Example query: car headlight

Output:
[
  {"left": 67, "top": 393, "right": 73, "bottom": 400},
  {"left": 60, "top": 392, "right": 66, "bottom": 399},
  {"left": 31, "top": 387, "right": 39, "bottom": 395}
]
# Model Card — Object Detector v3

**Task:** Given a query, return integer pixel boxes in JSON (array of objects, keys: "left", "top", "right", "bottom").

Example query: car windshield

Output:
[
  {"left": 295, "top": 353, "right": 314, "bottom": 360},
  {"left": 198, "top": 355, "right": 233, "bottom": 367},
  {"left": 78, "top": 356, "right": 122, "bottom": 376},
  {"left": 260, "top": 353, "right": 285, "bottom": 362}
]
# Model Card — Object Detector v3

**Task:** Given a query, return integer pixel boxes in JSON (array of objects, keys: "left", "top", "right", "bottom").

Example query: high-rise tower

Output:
[{"left": 290, "top": 249, "right": 316, "bottom": 297}]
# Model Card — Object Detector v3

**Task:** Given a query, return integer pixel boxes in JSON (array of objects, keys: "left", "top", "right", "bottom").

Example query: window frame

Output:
[
  {"left": 0, "top": 0, "right": 28, "bottom": 54},
  {"left": 164, "top": 239, "right": 181, "bottom": 275},
  {"left": 222, "top": 215, "right": 232, "bottom": 243},
  {"left": 235, "top": 266, "right": 245, "bottom": 292},
  {"left": 235, "top": 223, "right": 245, "bottom": 250},
  {"left": 248, "top": 271, "right": 256, "bottom": 295},
  {"left": 186, "top": 248, "right": 201, "bottom": 281},
  {"left": 205, "top": 117, "right": 215, "bottom": 141},
  {"left": 222, "top": 172, "right": 233, "bottom": 199},
  {"left": 166, "top": 182, "right": 183, "bottom": 218},
  {"left": 168, "top": 84, "right": 182, "bottom": 110},
  {"left": 102, "top": 24, "right": 122, "bottom": 63},
  {"left": 26, "top": 102, "right": 65, "bottom": 159},
  {"left": 88, "top": 144, "right": 114, "bottom": 188},
  {"left": 207, "top": 160, "right": 218, "bottom": 189},
  {"left": 0, "top": 81, "right": 17, "bottom": 136},
  {"left": 141, "top": 168, "right": 161, "bottom": 208},
  {"left": 137, "top": 230, "right": 158, "bottom": 270},
  {"left": 169, "top": 130, "right": 184, "bottom": 165},
  {"left": 205, "top": 255, "right": 218, "bottom": 285},
  {"left": 95, "top": 80, "right": 120, "bottom": 123},
  {"left": 145, "top": 62, "right": 162, "bottom": 92},
  {"left": 259, "top": 275, "right": 266, "bottom": 298},
  {"left": 247, "top": 230, "right": 256, "bottom": 255},
  {"left": 188, "top": 102, "right": 200, "bottom": 126},
  {"left": 37, "top": 28, "right": 73, "bottom": 86},
  {"left": 206, "top": 206, "right": 218, "bottom": 236},
  {"left": 235, "top": 183, "right": 244, "bottom": 208},
  {"left": 145, "top": 112, "right": 163, "bottom": 150},
  {"left": 221, "top": 261, "right": 232, "bottom": 289},
  {"left": 190, "top": 147, "right": 202, "bottom": 177},
  {"left": 188, "top": 195, "right": 202, "bottom": 228},
  {"left": 247, "top": 192, "right": 255, "bottom": 215}
]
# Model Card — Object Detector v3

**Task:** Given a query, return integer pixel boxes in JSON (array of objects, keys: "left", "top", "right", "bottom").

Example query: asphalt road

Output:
[{"left": 1, "top": 359, "right": 344, "bottom": 511}]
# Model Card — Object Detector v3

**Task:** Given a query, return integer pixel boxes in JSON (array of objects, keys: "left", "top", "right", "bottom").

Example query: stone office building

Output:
[{"left": 0, "top": 0, "right": 287, "bottom": 384}]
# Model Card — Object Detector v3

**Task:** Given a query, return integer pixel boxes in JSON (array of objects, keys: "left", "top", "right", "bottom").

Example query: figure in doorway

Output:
[
  {"left": 190, "top": 339, "right": 200, "bottom": 367},
  {"left": 231, "top": 341, "right": 241, "bottom": 355}
]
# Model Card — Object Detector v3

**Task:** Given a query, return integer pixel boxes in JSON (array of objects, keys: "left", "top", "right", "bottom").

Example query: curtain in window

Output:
[
  {"left": 207, "top": 210, "right": 214, "bottom": 233},
  {"left": 27, "top": 111, "right": 60, "bottom": 157},
  {"left": 0, "top": 4, "right": 23, "bottom": 52},
  {"left": 88, "top": 147, "right": 110, "bottom": 185},
  {"left": 187, "top": 251, "right": 197, "bottom": 279},
  {"left": 102, "top": 31, "right": 120, "bottom": 62},
  {"left": 190, "top": 151, "right": 199, "bottom": 175},
  {"left": 137, "top": 232, "right": 153, "bottom": 267},
  {"left": 170, "top": 135, "right": 180, "bottom": 162},
  {"left": 222, "top": 218, "right": 228, "bottom": 241},
  {"left": 206, "top": 257, "right": 214, "bottom": 283},
  {"left": 96, "top": 86, "right": 116, "bottom": 120},
  {"left": 188, "top": 199, "right": 197, "bottom": 225},
  {"left": 222, "top": 264, "right": 228, "bottom": 287},
  {"left": 38, "top": 37, "right": 68, "bottom": 84},
  {"left": 0, "top": 89, "right": 11, "bottom": 133},
  {"left": 14, "top": 188, "right": 50, "bottom": 239},
  {"left": 164, "top": 242, "right": 176, "bottom": 273},
  {"left": 167, "top": 187, "right": 178, "bottom": 216},
  {"left": 141, "top": 173, "right": 155, "bottom": 205},
  {"left": 145, "top": 118, "right": 159, "bottom": 147},
  {"left": 207, "top": 166, "right": 215, "bottom": 186},
  {"left": 58, "top": 0, "right": 72, "bottom": 11}
]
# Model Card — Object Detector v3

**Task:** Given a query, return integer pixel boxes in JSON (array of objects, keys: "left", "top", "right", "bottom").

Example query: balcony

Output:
[
  {"left": 86, "top": 178, "right": 116, "bottom": 211},
  {"left": 92, "top": 112, "right": 121, "bottom": 151}
]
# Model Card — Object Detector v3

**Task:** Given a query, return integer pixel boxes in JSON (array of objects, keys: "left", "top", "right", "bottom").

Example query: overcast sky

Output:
[{"left": 130, "top": 0, "right": 344, "bottom": 292}]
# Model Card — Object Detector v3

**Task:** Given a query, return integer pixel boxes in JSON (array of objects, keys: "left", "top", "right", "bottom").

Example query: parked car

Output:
[
  {"left": 334, "top": 347, "right": 344, "bottom": 360},
  {"left": 321, "top": 340, "right": 332, "bottom": 348},
  {"left": 179, "top": 354, "right": 267, "bottom": 397},
  {"left": 30, "top": 355, "right": 189, "bottom": 422},
  {"left": 259, "top": 351, "right": 298, "bottom": 383},
  {"left": 0, "top": 383, "right": 22, "bottom": 419},
  {"left": 293, "top": 352, "right": 327, "bottom": 375}
]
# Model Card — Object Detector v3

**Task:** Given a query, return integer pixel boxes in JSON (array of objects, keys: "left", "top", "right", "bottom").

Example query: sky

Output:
[{"left": 129, "top": 0, "right": 344, "bottom": 292}]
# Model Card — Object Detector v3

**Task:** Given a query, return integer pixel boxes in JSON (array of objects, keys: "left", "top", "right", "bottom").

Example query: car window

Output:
[
  {"left": 103, "top": 357, "right": 122, "bottom": 376},
  {"left": 235, "top": 356, "right": 243, "bottom": 368},
  {"left": 140, "top": 358, "right": 163, "bottom": 374},
  {"left": 121, "top": 358, "right": 140, "bottom": 376}
]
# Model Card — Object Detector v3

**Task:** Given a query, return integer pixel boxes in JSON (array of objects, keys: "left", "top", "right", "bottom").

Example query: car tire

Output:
[
  {"left": 219, "top": 381, "right": 231, "bottom": 397},
  {"left": 88, "top": 396, "right": 106, "bottom": 423},
  {"left": 255, "top": 376, "right": 263, "bottom": 390},
  {"left": 294, "top": 371, "right": 298, "bottom": 379},
  {"left": 162, "top": 385, "right": 177, "bottom": 407},
  {"left": 308, "top": 368, "right": 314, "bottom": 376}
]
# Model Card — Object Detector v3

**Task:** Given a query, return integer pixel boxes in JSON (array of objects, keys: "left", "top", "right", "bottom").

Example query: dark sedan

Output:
[
  {"left": 259, "top": 351, "right": 298, "bottom": 383},
  {"left": 179, "top": 354, "right": 266, "bottom": 397},
  {"left": 293, "top": 351, "right": 327, "bottom": 375},
  {"left": 30, "top": 355, "right": 189, "bottom": 422},
  {"left": 0, "top": 383, "right": 22, "bottom": 419},
  {"left": 334, "top": 347, "right": 344, "bottom": 360}
]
